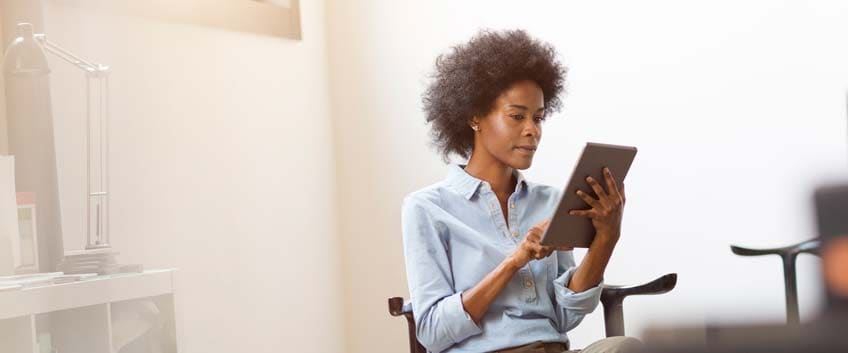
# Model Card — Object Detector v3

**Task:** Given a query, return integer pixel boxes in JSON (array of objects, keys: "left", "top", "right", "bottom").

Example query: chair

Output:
[
  {"left": 730, "top": 239, "right": 821, "bottom": 325},
  {"left": 388, "top": 273, "right": 677, "bottom": 353}
]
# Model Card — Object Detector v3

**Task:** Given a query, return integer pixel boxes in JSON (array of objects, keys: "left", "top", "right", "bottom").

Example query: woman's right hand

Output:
[{"left": 509, "top": 219, "right": 573, "bottom": 268}]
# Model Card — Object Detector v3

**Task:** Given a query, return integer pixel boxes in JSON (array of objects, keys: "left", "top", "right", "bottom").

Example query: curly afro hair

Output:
[{"left": 422, "top": 29, "right": 567, "bottom": 162}]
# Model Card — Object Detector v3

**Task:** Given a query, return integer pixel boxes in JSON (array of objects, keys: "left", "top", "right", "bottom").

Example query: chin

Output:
[{"left": 510, "top": 158, "right": 533, "bottom": 170}]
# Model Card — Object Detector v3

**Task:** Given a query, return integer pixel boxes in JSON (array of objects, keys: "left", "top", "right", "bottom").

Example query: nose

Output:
[{"left": 523, "top": 118, "right": 541, "bottom": 138}]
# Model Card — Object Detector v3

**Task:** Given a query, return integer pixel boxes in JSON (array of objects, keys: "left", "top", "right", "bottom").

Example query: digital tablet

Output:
[{"left": 540, "top": 142, "right": 637, "bottom": 248}]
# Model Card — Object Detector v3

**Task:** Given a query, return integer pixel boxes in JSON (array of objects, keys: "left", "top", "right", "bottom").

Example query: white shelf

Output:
[{"left": 0, "top": 269, "right": 178, "bottom": 353}]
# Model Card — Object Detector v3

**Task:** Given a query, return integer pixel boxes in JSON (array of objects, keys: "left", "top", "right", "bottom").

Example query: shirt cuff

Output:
[
  {"left": 553, "top": 267, "right": 603, "bottom": 315},
  {"left": 441, "top": 291, "right": 483, "bottom": 343}
]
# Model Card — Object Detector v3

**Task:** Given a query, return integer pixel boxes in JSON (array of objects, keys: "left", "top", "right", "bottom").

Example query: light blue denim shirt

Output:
[{"left": 401, "top": 163, "right": 603, "bottom": 353}]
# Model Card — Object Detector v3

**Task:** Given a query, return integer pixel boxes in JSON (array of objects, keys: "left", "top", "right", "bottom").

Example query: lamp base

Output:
[
  {"left": 58, "top": 248, "right": 120, "bottom": 275},
  {"left": 85, "top": 243, "right": 112, "bottom": 250}
]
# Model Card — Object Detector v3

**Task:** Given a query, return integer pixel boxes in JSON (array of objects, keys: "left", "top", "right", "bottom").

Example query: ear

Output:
[{"left": 468, "top": 116, "right": 481, "bottom": 129}]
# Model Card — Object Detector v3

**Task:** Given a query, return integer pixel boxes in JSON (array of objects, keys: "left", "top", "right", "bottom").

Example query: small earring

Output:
[{"left": 472, "top": 125, "right": 479, "bottom": 131}]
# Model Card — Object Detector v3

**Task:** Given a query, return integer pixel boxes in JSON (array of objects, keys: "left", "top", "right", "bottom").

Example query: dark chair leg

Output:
[
  {"left": 782, "top": 252, "right": 799, "bottom": 325},
  {"left": 602, "top": 298, "right": 625, "bottom": 337}
]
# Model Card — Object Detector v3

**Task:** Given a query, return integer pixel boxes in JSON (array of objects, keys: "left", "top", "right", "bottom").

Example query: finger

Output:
[
  {"left": 586, "top": 176, "right": 608, "bottom": 201},
  {"left": 576, "top": 189, "right": 602, "bottom": 209},
  {"left": 536, "top": 247, "right": 554, "bottom": 259},
  {"left": 621, "top": 182, "right": 626, "bottom": 204},
  {"left": 569, "top": 208, "right": 596, "bottom": 218},
  {"left": 603, "top": 167, "right": 623, "bottom": 203},
  {"left": 530, "top": 245, "right": 545, "bottom": 259},
  {"left": 533, "top": 219, "right": 551, "bottom": 233},
  {"left": 530, "top": 218, "right": 550, "bottom": 231}
]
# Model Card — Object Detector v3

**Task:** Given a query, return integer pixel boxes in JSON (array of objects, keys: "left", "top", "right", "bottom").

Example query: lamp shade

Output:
[{"left": 3, "top": 23, "right": 50, "bottom": 76}]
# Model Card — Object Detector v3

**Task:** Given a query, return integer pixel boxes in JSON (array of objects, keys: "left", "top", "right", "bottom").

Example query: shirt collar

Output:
[{"left": 446, "top": 163, "right": 529, "bottom": 200}]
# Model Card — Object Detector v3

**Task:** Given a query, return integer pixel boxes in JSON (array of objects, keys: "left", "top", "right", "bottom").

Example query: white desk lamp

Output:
[{"left": 4, "top": 23, "right": 112, "bottom": 252}]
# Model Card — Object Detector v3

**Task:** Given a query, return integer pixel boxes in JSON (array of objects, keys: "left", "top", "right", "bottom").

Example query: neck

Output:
[{"left": 464, "top": 151, "right": 516, "bottom": 196}]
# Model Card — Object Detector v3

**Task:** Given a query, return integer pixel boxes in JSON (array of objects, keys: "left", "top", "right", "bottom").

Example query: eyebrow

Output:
[{"left": 506, "top": 104, "right": 545, "bottom": 112}]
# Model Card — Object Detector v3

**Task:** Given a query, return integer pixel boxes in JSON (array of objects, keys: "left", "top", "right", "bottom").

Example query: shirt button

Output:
[
  {"left": 510, "top": 203, "right": 515, "bottom": 209},
  {"left": 511, "top": 231, "right": 519, "bottom": 237},
  {"left": 524, "top": 280, "right": 533, "bottom": 288}
]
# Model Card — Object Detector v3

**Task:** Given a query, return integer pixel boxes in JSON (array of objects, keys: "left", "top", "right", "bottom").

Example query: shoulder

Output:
[{"left": 402, "top": 181, "right": 449, "bottom": 213}]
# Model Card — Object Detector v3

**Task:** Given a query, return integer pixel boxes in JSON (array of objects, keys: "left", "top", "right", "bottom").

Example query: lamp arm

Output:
[{"left": 35, "top": 34, "right": 108, "bottom": 75}]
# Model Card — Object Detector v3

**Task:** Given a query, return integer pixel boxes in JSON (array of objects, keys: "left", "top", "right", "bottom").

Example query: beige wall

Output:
[
  {"left": 0, "top": 15, "right": 7, "bottom": 155},
  {"left": 1, "top": 0, "right": 63, "bottom": 274},
  {"left": 34, "top": 1, "right": 344, "bottom": 352}
]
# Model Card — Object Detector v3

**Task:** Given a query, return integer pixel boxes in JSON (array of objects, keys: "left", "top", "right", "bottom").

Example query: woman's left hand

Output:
[{"left": 569, "top": 167, "right": 626, "bottom": 244}]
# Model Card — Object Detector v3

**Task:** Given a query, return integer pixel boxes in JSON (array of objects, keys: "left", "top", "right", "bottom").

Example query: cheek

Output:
[{"left": 482, "top": 121, "right": 514, "bottom": 148}]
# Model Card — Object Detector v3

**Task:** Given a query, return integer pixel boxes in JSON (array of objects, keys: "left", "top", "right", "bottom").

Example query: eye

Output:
[
  {"left": 534, "top": 116, "right": 546, "bottom": 123},
  {"left": 511, "top": 114, "right": 524, "bottom": 121}
]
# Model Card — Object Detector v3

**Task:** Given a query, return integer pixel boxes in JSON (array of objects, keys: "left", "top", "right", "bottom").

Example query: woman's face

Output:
[{"left": 472, "top": 80, "right": 546, "bottom": 170}]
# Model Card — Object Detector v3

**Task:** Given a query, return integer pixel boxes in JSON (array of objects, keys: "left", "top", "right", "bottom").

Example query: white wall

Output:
[
  {"left": 327, "top": 0, "right": 848, "bottom": 351},
  {"left": 36, "top": 1, "right": 344, "bottom": 352}
]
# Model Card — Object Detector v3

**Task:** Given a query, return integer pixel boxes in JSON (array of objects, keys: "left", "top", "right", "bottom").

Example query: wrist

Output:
[
  {"left": 503, "top": 255, "right": 525, "bottom": 272},
  {"left": 593, "top": 231, "right": 620, "bottom": 247}
]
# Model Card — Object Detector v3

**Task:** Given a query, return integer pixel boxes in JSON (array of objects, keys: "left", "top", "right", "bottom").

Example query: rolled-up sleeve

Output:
[
  {"left": 552, "top": 251, "right": 603, "bottom": 333},
  {"left": 401, "top": 196, "right": 482, "bottom": 352}
]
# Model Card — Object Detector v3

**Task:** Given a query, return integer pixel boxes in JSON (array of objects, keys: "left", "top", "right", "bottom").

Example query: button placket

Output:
[
  {"left": 519, "top": 270, "right": 537, "bottom": 302},
  {"left": 483, "top": 187, "right": 510, "bottom": 243},
  {"left": 506, "top": 191, "right": 520, "bottom": 243}
]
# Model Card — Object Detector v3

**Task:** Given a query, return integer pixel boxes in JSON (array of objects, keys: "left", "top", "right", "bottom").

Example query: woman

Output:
[{"left": 401, "top": 30, "right": 641, "bottom": 353}]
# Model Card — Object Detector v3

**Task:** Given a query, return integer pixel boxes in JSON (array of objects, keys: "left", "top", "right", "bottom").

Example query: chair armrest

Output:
[
  {"left": 601, "top": 273, "right": 678, "bottom": 299},
  {"left": 600, "top": 273, "right": 678, "bottom": 337},
  {"left": 388, "top": 297, "right": 413, "bottom": 316},
  {"left": 730, "top": 239, "right": 820, "bottom": 258}
]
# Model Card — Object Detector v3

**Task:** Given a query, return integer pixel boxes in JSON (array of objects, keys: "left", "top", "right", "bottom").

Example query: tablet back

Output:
[{"left": 540, "top": 142, "right": 637, "bottom": 248}]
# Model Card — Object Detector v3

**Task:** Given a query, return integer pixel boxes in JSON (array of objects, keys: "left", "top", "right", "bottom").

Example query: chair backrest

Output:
[{"left": 388, "top": 273, "right": 677, "bottom": 353}]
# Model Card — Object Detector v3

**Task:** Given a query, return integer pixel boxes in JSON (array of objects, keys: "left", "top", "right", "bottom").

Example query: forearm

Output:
[
  {"left": 567, "top": 235, "right": 617, "bottom": 292},
  {"left": 461, "top": 256, "right": 522, "bottom": 323}
]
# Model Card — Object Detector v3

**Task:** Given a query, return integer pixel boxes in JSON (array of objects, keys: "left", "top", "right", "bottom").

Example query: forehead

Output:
[{"left": 495, "top": 80, "right": 545, "bottom": 109}]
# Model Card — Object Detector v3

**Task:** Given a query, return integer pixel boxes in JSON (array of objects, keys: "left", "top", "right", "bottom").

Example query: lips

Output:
[{"left": 515, "top": 145, "right": 537, "bottom": 153}]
